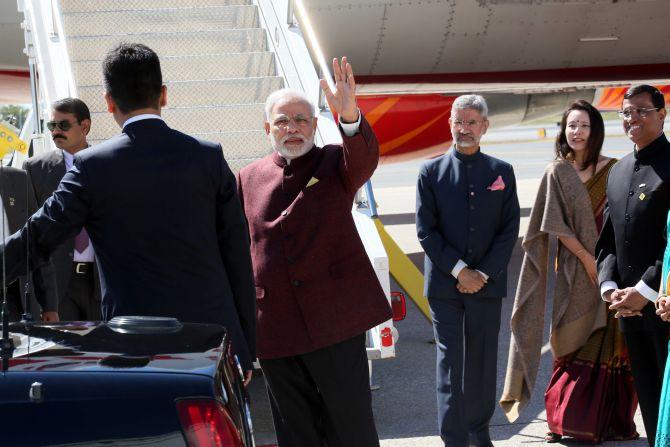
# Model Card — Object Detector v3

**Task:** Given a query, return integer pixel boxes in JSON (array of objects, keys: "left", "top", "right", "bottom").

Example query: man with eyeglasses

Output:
[
  {"left": 23, "top": 97, "right": 102, "bottom": 322},
  {"left": 236, "top": 58, "right": 392, "bottom": 446},
  {"left": 596, "top": 84, "right": 670, "bottom": 446},
  {"left": 416, "top": 94, "right": 520, "bottom": 447}
]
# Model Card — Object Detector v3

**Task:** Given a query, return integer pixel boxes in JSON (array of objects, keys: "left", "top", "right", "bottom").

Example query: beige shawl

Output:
[{"left": 499, "top": 160, "right": 606, "bottom": 421}]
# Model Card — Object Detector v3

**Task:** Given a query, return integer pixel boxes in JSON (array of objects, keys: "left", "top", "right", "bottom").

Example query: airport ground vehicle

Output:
[{"left": 0, "top": 316, "right": 254, "bottom": 447}]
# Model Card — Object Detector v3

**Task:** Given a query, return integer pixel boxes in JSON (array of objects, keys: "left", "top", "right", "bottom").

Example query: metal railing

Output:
[
  {"left": 16, "top": 0, "right": 77, "bottom": 162},
  {"left": 254, "top": 0, "right": 341, "bottom": 147}
]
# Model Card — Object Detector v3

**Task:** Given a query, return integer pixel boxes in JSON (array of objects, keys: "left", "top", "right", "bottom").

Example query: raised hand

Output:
[{"left": 319, "top": 56, "right": 359, "bottom": 123}]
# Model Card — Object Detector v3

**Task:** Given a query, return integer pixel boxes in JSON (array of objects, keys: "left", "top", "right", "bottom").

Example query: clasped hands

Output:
[
  {"left": 456, "top": 268, "right": 487, "bottom": 294},
  {"left": 656, "top": 295, "right": 670, "bottom": 322},
  {"left": 604, "top": 287, "right": 648, "bottom": 318}
]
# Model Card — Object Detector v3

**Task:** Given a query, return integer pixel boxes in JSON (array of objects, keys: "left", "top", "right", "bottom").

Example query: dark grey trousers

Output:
[
  {"left": 260, "top": 334, "right": 379, "bottom": 447},
  {"left": 429, "top": 296, "right": 502, "bottom": 447}
]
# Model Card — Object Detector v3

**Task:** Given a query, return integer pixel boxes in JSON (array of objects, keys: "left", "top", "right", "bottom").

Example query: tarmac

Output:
[{"left": 248, "top": 127, "right": 656, "bottom": 446}]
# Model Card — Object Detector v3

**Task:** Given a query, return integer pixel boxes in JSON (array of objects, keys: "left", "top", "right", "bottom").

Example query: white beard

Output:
[
  {"left": 454, "top": 133, "right": 478, "bottom": 148},
  {"left": 271, "top": 132, "right": 314, "bottom": 160}
]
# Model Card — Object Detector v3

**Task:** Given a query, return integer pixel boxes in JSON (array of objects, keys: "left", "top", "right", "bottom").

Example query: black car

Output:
[{"left": 0, "top": 316, "right": 254, "bottom": 447}]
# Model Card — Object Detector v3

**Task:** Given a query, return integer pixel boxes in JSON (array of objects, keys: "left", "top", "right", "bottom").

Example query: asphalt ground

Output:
[{"left": 248, "top": 126, "right": 661, "bottom": 446}]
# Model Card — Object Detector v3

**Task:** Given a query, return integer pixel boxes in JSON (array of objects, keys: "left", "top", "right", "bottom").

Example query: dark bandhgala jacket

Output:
[
  {"left": 596, "top": 133, "right": 670, "bottom": 333},
  {"left": 416, "top": 149, "right": 520, "bottom": 299},
  {"left": 2, "top": 119, "right": 257, "bottom": 369},
  {"left": 237, "top": 116, "right": 392, "bottom": 359}
]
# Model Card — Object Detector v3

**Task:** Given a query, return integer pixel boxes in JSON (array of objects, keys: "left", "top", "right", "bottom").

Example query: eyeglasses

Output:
[
  {"left": 451, "top": 119, "right": 483, "bottom": 128},
  {"left": 46, "top": 119, "right": 78, "bottom": 132},
  {"left": 617, "top": 107, "right": 660, "bottom": 119},
  {"left": 273, "top": 115, "right": 312, "bottom": 128}
]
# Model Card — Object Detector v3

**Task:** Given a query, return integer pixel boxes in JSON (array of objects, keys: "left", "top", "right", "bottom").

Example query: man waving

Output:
[{"left": 237, "top": 57, "right": 391, "bottom": 447}]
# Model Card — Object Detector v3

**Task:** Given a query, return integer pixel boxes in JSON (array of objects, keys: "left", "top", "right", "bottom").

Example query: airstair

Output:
[
  {"left": 60, "top": 0, "right": 282, "bottom": 172},
  {"left": 17, "top": 0, "right": 397, "bottom": 361}
]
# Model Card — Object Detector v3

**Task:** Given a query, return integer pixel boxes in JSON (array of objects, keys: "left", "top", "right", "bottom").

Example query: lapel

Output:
[{"left": 46, "top": 150, "right": 67, "bottom": 192}]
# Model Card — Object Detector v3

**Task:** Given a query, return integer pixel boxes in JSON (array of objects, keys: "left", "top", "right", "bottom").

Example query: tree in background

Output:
[{"left": 0, "top": 104, "right": 29, "bottom": 130}]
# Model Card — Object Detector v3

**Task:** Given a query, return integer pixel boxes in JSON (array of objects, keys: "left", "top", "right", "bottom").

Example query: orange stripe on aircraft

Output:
[
  {"left": 365, "top": 97, "right": 401, "bottom": 126},
  {"left": 380, "top": 108, "right": 451, "bottom": 155}
]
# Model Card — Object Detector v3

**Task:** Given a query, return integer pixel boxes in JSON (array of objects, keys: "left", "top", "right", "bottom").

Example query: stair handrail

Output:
[
  {"left": 254, "top": 0, "right": 342, "bottom": 146},
  {"left": 17, "top": 0, "right": 76, "bottom": 159}
]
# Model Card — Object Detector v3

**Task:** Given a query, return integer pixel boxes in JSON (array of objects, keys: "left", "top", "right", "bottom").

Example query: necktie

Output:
[{"left": 74, "top": 227, "right": 90, "bottom": 254}]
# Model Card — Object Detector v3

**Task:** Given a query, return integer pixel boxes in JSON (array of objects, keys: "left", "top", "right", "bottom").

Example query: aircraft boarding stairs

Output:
[
  {"left": 59, "top": 0, "right": 280, "bottom": 172},
  {"left": 20, "top": 0, "right": 398, "bottom": 361}
]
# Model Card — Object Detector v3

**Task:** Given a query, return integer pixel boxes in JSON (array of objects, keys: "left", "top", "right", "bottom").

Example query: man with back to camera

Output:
[
  {"left": 596, "top": 84, "right": 670, "bottom": 446},
  {"left": 416, "top": 94, "right": 520, "bottom": 447},
  {"left": 24, "top": 98, "right": 102, "bottom": 321},
  {"left": 0, "top": 43, "right": 257, "bottom": 377},
  {"left": 237, "top": 57, "right": 392, "bottom": 446}
]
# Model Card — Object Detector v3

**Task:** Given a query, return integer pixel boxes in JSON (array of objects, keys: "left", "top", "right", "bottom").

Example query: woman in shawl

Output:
[
  {"left": 500, "top": 100, "right": 638, "bottom": 443},
  {"left": 653, "top": 212, "right": 670, "bottom": 447}
]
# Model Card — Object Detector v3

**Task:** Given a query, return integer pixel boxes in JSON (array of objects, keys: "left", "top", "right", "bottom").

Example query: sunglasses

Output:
[{"left": 46, "top": 119, "right": 77, "bottom": 132}]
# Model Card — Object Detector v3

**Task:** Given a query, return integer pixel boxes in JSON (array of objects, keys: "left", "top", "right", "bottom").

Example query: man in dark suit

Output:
[
  {"left": 237, "top": 58, "right": 392, "bottom": 446},
  {"left": 0, "top": 43, "right": 256, "bottom": 373},
  {"left": 24, "top": 98, "right": 102, "bottom": 321},
  {"left": 416, "top": 95, "right": 520, "bottom": 447},
  {"left": 0, "top": 166, "right": 58, "bottom": 322},
  {"left": 596, "top": 84, "right": 670, "bottom": 447}
]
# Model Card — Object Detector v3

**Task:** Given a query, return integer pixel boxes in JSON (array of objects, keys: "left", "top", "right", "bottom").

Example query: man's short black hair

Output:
[
  {"left": 102, "top": 43, "right": 163, "bottom": 114},
  {"left": 623, "top": 84, "right": 665, "bottom": 110},
  {"left": 52, "top": 97, "right": 91, "bottom": 122}
]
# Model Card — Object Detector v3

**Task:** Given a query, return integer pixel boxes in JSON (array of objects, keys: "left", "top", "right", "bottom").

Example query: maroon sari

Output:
[{"left": 544, "top": 160, "right": 638, "bottom": 442}]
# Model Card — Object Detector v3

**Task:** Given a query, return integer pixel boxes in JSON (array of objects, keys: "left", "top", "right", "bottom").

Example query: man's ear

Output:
[
  {"left": 81, "top": 118, "right": 92, "bottom": 136},
  {"left": 264, "top": 122, "right": 270, "bottom": 135},
  {"left": 659, "top": 107, "right": 667, "bottom": 123},
  {"left": 312, "top": 117, "right": 318, "bottom": 130},
  {"left": 482, "top": 118, "right": 490, "bottom": 135},
  {"left": 104, "top": 91, "right": 115, "bottom": 114},
  {"left": 159, "top": 85, "right": 167, "bottom": 108}
]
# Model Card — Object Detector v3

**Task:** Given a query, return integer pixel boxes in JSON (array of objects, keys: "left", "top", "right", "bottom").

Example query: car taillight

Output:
[
  {"left": 176, "top": 399, "right": 244, "bottom": 447},
  {"left": 391, "top": 291, "right": 407, "bottom": 321}
]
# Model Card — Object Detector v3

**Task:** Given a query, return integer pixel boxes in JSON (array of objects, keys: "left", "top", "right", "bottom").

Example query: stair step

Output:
[
  {"left": 73, "top": 52, "right": 276, "bottom": 86},
  {"left": 68, "top": 29, "right": 267, "bottom": 62},
  {"left": 78, "top": 77, "right": 284, "bottom": 112},
  {"left": 62, "top": 6, "right": 258, "bottom": 37},
  {"left": 90, "top": 130, "right": 271, "bottom": 169},
  {"left": 59, "top": 0, "right": 252, "bottom": 13},
  {"left": 88, "top": 103, "right": 266, "bottom": 141}
]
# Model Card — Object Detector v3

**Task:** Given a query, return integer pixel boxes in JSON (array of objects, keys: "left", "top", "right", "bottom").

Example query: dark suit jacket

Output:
[
  {"left": 416, "top": 148, "right": 520, "bottom": 299},
  {"left": 596, "top": 133, "right": 670, "bottom": 333},
  {"left": 23, "top": 150, "right": 102, "bottom": 305},
  {"left": 0, "top": 166, "right": 57, "bottom": 313},
  {"left": 237, "top": 117, "right": 392, "bottom": 359},
  {"left": 4, "top": 118, "right": 256, "bottom": 369}
]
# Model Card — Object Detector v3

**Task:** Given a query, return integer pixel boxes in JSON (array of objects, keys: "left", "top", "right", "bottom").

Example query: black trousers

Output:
[
  {"left": 259, "top": 334, "right": 379, "bottom": 447},
  {"left": 429, "top": 296, "right": 502, "bottom": 447},
  {"left": 60, "top": 263, "right": 101, "bottom": 321},
  {"left": 624, "top": 329, "right": 669, "bottom": 447}
]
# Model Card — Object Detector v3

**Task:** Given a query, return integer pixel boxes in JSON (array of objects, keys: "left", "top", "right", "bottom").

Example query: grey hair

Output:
[
  {"left": 264, "top": 88, "right": 316, "bottom": 121},
  {"left": 451, "top": 94, "right": 488, "bottom": 118}
]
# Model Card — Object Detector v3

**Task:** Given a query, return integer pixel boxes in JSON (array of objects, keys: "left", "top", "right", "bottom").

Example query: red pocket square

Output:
[{"left": 487, "top": 175, "right": 505, "bottom": 191}]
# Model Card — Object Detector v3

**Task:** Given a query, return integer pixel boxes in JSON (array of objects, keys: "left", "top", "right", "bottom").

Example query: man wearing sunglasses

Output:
[
  {"left": 23, "top": 97, "right": 102, "bottom": 322},
  {"left": 596, "top": 84, "right": 670, "bottom": 446}
]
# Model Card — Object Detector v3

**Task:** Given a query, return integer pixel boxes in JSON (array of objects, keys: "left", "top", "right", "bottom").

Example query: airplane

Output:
[
  {"left": 302, "top": 0, "right": 670, "bottom": 163},
  {"left": 2, "top": 0, "right": 669, "bottom": 165}
]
